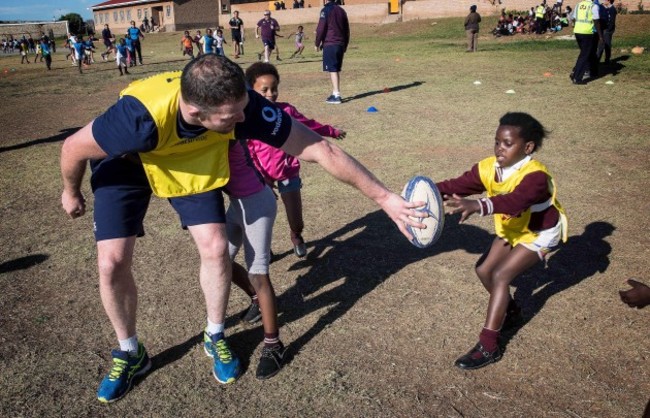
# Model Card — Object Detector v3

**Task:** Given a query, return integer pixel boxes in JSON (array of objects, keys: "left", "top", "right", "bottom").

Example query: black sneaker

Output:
[
  {"left": 294, "top": 242, "right": 307, "bottom": 258},
  {"left": 240, "top": 302, "right": 261, "bottom": 324},
  {"left": 325, "top": 94, "right": 342, "bottom": 104},
  {"left": 256, "top": 343, "right": 286, "bottom": 380}
]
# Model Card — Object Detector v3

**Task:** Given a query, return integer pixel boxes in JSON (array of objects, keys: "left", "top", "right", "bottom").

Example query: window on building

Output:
[
  {"left": 113, "top": 11, "right": 118, "bottom": 22},
  {"left": 166, "top": 6, "right": 171, "bottom": 17},
  {"left": 95, "top": 13, "right": 100, "bottom": 23},
  {"left": 137, "top": 9, "right": 142, "bottom": 19},
  {"left": 120, "top": 10, "right": 125, "bottom": 22},
  {"left": 144, "top": 9, "right": 149, "bottom": 18},
  {"left": 127, "top": 10, "right": 131, "bottom": 20},
  {"left": 105, "top": 13, "right": 109, "bottom": 23}
]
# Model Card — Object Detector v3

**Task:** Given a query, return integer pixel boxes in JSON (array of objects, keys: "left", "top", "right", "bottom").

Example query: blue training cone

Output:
[{"left": 367, "top": 106, "right": 378, "bottom": 112}]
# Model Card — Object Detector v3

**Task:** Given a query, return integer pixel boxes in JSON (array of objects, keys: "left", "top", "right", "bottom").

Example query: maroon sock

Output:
[
  {"left": 264, "top": 331, "right": 280, "bottom": 348},
  {"left": 478, "top": 328, "right": 499, "bottom": 353}
]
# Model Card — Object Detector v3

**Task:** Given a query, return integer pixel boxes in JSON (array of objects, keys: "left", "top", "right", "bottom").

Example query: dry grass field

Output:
[{"left": 1, "top": 15, "right": 649, "bottom": 417}]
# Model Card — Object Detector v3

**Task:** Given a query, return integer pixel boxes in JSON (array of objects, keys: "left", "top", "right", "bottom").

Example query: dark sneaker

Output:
[
  {"left": 454, "top": 343, "right": 502, "bottom": 370},
  {"left": 325, "top": 95, "right": 342, "bottom": 104},
  {"left": 291, "top": 234, "right": 307, "bottom": 258},
  {"left": 294, "top": 242, "right": 307, "bottom": 258},
  {"left": 97, "top": 343, "right": 151, "bottom": 403},
  {"left": 204, "top": 331, "right": 241, "bottom": 384},
  {"left": 240, "top": 302, "right": 262, "bottom": 324},
  {"left": 257, "top": 53, "right": 262, "bottom": 61},
  {"left": 256, "top": 343, "right": 286, "bottom": 380}
]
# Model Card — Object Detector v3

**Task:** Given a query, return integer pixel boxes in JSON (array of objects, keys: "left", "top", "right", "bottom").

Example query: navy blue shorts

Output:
[
  {"left": 263, "top": 39, "right": 276, "bottom": 51},
  {"left": 322, "top": 44, "right": 344, "bottom": 72},
  {"left": 91, "top": 157, "right": 226, "bottom": 241}
]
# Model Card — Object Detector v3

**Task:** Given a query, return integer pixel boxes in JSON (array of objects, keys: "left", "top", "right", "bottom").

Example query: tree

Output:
[{"left": 58, "top": 13, "right": 85, "bottom": 35}]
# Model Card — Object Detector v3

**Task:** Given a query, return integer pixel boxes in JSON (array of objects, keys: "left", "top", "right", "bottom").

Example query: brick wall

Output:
[
  {"left": 174, "top": 0, "right": 221, "bottom": 30},
  {"left": 0, "top": 22, "right": 69, "bottom": 39}
]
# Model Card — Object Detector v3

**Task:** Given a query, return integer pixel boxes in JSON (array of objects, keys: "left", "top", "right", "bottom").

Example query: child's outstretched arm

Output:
[
  {"left": 443, "top": 194, "right": 481, "bottom": 223},
  {"left": 619, "top": 279, "right": 650, "bottom": 309},
  {"left": 281, "top": 103, "right": 343, "bottom": 139}
]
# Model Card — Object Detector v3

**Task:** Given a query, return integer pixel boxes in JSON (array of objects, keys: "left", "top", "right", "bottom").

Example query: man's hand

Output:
[
  {"left": 62, "top": 190, "right": 86, "bottom": 219},
  {"left": 379, "top": 192, "right": 428, "bottom": 241}
]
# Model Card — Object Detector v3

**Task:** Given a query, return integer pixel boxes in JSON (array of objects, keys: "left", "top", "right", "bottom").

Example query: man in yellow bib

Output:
[
  {"left": 60, "top": 54, "right": 427, "bottom": 403},
  {"left": 570, "top": 0, "right": 604, "bottom": 84}
]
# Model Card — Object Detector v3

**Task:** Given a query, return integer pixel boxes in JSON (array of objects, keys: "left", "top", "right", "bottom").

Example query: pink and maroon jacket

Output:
[{"left": 247, "top": 102, "right": 341, "bottom": 182}]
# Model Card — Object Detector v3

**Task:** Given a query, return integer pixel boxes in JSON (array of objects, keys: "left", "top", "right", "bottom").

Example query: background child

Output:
[
  {"left": 214, "top": 29, "right": 227, "bottom": 56},
  {"left": 194, "top": 30, "right": 203, "bottom": 57},
  {"left": 244, "top": 62, "right": 346, "bottom": 258},
  {"left": 115, "top": 38, "right": 130, "bottom": 76},
  {"left": 287, "top": 25, "right": 306, "bottom": 58},
  {"left": 125, "top": 36, "right": 135, "bottom": 66},
  {"left": 435, "top": 112, "right": 567, "bottom": 370},
  {"left": 40, "top": 36, "right": 52, "bottom": 70},
  {"left": 73, "top": 35, "right": 85, "bottom": 73},
  {"left": 199, "top": 28, "right": 215, "bottom": 55},
  {"left": 20, "top": 39, "right": 30, "bottom": 64},
  {"left": 180, "top": 30, "right": 195, "bottom": 60}
]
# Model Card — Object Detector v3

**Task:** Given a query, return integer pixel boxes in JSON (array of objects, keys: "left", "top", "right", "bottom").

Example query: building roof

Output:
[{"left": 90, "top": 0, "right": 161, "bottom": 11}]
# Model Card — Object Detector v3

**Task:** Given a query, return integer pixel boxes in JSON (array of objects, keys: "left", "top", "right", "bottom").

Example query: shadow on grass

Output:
[
  {"left": 587, "top": 55, "right": 629, "bottom": 82},
  {"left": 0, "top": 127, "right": 80, "bottom": 153},
  {"left": 149, "top": 332, "right": 204, "bottom": 372},
  {"left": 342, "top": 81, "right": 425, "bottom": 103},
  {"left": 229, "top": 210, "right": 494, "bottom": 367},
  {"left": 501, "top": 221, "right": 615, "bottom": 349},
  {"left": 0, "top": 254, "right": 49, "bottom": 274}
]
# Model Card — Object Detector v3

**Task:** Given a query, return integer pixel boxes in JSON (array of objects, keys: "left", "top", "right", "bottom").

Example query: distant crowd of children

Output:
[
  {"left": 492, "top": 2, "right": 572, "bottom": 37},
  {"left": 179, "top": 28, "right": 228, "bottom": 60},
  {"left": 3, "top": 34, "right": 56, "bottom": 70}
]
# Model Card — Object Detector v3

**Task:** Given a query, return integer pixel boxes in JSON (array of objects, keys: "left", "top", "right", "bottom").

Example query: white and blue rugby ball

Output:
[{"left": 401, "top": 176, "right": 445, "bottom": 248}]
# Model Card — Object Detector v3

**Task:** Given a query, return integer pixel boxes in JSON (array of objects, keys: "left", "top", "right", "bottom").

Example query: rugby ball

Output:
[{"left": 401, "top": 176, "right": 445, "bottom": 248}]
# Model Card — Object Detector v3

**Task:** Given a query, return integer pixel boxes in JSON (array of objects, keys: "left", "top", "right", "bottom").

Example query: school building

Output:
[
  {"left": 90, "top": 0, "right": 226, "bottom": 33},
  {"left": 90, "top": 0, "right": 562, "bottom": 32}
]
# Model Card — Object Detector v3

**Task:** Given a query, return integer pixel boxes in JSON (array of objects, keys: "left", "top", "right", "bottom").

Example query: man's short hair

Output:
[{"left": 180, "top": 55, "right": 247, "bottom": 111}]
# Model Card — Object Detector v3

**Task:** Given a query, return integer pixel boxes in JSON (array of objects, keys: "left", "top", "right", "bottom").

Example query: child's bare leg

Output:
[
  {"left": 475, "top": 238, "right": 512, "bottom": 293},
  {"left": 456, "top": 241, "right": 539, "bottom": 370},
  {"left": 280, "top": 190, "right": 304, "bottom": 239},
  {"left": 483, "top": 245, "right": 540, "bottom": 330},
  {"left": 249, "top": 273, "right": 278, "bottom": 333},
  {"left": 232, "top": 261, "right": 256, "bottom": 297},
  {"left": 281, "top": 190, "right": 307, "bottom": 257}
]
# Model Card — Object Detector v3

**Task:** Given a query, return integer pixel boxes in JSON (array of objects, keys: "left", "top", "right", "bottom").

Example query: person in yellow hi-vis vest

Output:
[
  {"left": 435, "top": 112, "right": 568, "bottom": 370},
  {"left": 570, "top": 0, "right": 604, "bottom": 84},
  {"left": 60, "top": 54, "right": 429, "bottom": 403},
  {"left": 535, "top": 3, "right": 547, "bottom": 33}
]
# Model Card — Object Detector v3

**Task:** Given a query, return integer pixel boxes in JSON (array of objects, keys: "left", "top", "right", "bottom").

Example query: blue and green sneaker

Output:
[
  {"left": 97, "top": 342, "right": 151, "bottom": 403},
  {"left": 203, "top": 331, "right": 241, "bottom": 384}
]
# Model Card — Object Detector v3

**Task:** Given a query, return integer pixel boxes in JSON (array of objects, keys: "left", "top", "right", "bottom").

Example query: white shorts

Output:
[
  {"left": 116, "top": 53, "right": 126, "bottom": 66},
  {"left": 520, "top": 220, "right": 563, "bottom": 259}
]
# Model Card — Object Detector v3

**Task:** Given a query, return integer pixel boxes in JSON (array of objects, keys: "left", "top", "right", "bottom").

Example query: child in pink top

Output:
[
  {"left": 245, "top": 62, "right": 346, "bottom": 258},
  {"left": 225, "top": 140, "right": 286, "bottom": 379}
]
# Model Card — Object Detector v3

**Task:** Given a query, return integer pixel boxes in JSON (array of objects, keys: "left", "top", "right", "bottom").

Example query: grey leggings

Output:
[{"left": 226, "top": 186, "right": 277, "bottom": 275}]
